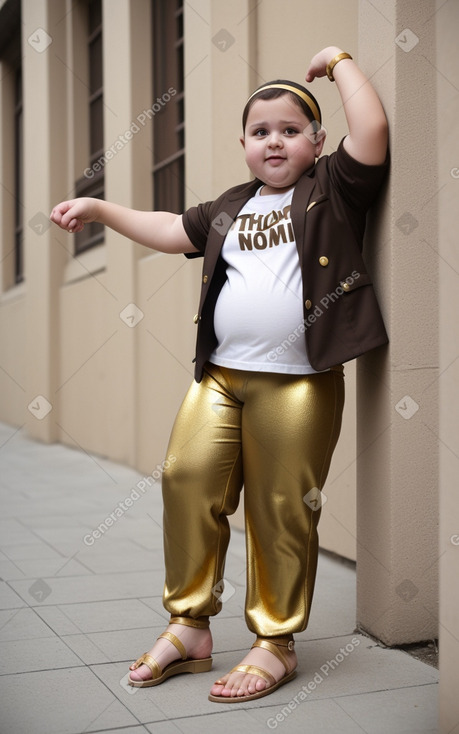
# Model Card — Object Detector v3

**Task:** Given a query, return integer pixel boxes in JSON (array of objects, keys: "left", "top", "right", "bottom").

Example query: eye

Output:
[
  {"left": 284, "top": 127, "right": 299, "bottom": 135},
  {"left": 254, "top": 128, "right": 268, "bottom": 137}
]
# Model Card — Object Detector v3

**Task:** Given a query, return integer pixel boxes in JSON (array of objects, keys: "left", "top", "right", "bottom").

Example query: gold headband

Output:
[{"left": 247, "top": 83, "right": 321, "bottom": 124}]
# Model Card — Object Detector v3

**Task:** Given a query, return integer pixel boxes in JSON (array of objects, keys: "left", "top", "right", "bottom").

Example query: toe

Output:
[
  {"left": 129, "top": 664, "right": 150, "bottom": 682},
  {"left": 226, "top": 672, "right": 249, "bottom": 698},
  {"left": 247, "top": 674, "right": 264, "bottom": 695},
  {"left": 255, "top": 675, "right": 267, "bottom": 692},
  {"left": 211, "top": 670, "right": 269, "bottom": 699},
  {"left": 210, "top": 682, "right": 225, "bottom": 696}
]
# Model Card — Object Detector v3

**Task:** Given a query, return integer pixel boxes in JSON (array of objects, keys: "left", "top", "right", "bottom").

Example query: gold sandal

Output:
[
  {"left": 208, "top": 635, "right": 297, "bottom": 703},
  {"left": 128, "top": 616, "right": 212, "bottom": 688}
]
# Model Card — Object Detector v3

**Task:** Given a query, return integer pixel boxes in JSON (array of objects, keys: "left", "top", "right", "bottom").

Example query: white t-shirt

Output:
[{"left": 210, "top": 187, "right": 320, "bottom": 374}]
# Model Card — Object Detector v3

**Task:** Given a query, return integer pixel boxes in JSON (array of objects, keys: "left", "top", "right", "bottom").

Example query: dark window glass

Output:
[
  {"left": 14, "top": 65, "right": 24, "bottom": 283},
  {"left": 75, "top": 0, "right": 104, "bottom": 254},
  {"left": 152, "top": 0, "right": 184, "bottom": 214}
]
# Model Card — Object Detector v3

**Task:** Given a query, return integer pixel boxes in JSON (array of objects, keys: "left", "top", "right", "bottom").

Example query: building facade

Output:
[{"left": 0, "top": 1, "right": 458, "bottom": 730}]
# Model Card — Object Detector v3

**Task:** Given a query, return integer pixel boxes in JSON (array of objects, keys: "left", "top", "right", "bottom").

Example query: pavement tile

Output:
[
  {"left": 17, "top": 513, "right": 102, "bottom": 528},
  {"left": 0, "top": 422, "right": 439, "bottom": 733},
  {"left": 28, "top": 525, "right": 105, "bottom": 546},
  {"left": 92, "top": 659, "right": 224, "bottom": 722},
  {"left": 1, "top": 543, "right": 65, "bottom": 561},
  {"left": 0, "top": 524, "right": 39, "bottom": 547},
  {"left": 45, "top": 538, "right": 151, "bottom": 558},
  {"left": 90, "top": 660, "right": 175, "bottom": 723},
  {"left": 8, "top": 569, "right": 165, "bottom": 606},
  {"left": 289, "top": 635, "right": 438, "bottom": 699},
  {"left": 207, "top": 615, "right": 254, "bottom": 654},
  {"left": 0, "top": 607, "right": 57, "bottom": 641},
  {"left": 248, "top": 689, "right": 438, "bottom": 733},
  {"left": 33, "top": 605, "right": 88, "bottom": 636},
  {"left": 0, "top": 519, "right": 36, "bottom": 544},
  {"left": 306, "top": 555, "right": 356, "bottom": 639},
  {"left": 0, "top": 667, "right": 138, "bottom": 734},
  {"left": 59, "top": 631, "right": 115, "bottom": 665},
  {"left": 336, "top": 684, "right": 439, "bottom": 734},
  {"left": 63, "top": 626, "right": 172, "bottom": 666},
  {"left": 0, "top": 556, "right": 93, "bottom": 581},
  {"left": 146, "top": 708, "right": 293, "bottom": 734},
  {"left": 35, "top": 598, "right": 165, "bottom": 635},
  {"left": 0, "top": 635, "right": 82, "bottom": 675},
  {"left": 76, "top": 549, "right": 164, "bottom": 574},
  {"left": 169, "top": 700, "right": 366, "bottom": 734},
  {"left": 0, "top": 581, "right": 26, "bottom": 610}
]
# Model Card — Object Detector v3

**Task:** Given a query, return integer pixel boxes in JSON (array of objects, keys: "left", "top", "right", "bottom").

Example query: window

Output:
[
  {"left": 0, "top": 0, "right": 23, "bottom": 285},
  {"left": 152, "top": 0, "right": 185, "bottom": 213},
  {"left": 74, "top": 0, "right": 104, "bottom": 254},
  {"left": 14, "top": 61, "right": 23, "bottom": 283}
]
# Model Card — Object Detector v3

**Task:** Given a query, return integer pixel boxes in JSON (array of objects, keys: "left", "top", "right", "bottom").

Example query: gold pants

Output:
[{"left": 161, "top": 362, "right": 344, "bottom": 636}]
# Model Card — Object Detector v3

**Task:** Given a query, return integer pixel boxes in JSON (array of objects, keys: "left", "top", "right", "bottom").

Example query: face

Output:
[{"left": 240, "top": 95, "right": 325, "bottom": 195}]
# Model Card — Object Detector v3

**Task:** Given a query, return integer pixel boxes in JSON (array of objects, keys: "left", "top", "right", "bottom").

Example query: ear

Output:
[
  {"left": 239, "top": 135, "right": 246, "bottom": 150},
  {"left": 314, "top": 127, "right": 326, "bottom": 157},
  {"left": 303, "top": 121, "right": 327, "bottom": 155}
]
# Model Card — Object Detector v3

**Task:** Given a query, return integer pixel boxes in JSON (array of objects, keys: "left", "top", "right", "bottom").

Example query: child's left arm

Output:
[{"left": 306, "top": 46, "right": 388, "bottom": 166}]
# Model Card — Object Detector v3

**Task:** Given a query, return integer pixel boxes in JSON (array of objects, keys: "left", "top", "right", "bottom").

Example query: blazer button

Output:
[
  {"left": 319, "top": 256, "right": 329, "bottom": 267},
  {"left": 342, "top": 282, "right": 350, "bottom": 291},
  {"left": 203, "top": 275, "right": 208, "bottom": 283},
  {"left": 305, "top": 299, "right": 312, "bottom": 310},
  {"left": 193, "top": 314, "right": 200, "bottom": 324}
]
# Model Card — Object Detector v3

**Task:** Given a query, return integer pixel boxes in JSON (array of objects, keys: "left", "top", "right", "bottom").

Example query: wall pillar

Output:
[
  {"left": 436, "top": 1, "right": 459, "bottom": 730},
  {"left": 102, "top": 0, "right": 152, "bottom": 465},
  {"left": 356, "top": 0, "right": 438, "bottom": 645},
  {"left": 22, "top": 0, "right": 69, "bottom": 442}
]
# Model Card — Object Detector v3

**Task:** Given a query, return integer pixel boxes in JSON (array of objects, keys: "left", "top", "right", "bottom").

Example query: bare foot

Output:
[
  {"left": 129, "top": 623, "right": 212, "bottom": 683},
  {"left": 209, "top": 643, "right": 297, "bottom": 699}
]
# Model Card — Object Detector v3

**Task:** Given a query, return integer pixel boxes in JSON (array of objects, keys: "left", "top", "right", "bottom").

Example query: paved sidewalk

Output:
[{"left": 0, "top": 422, "right": 438, "bottom": 734}]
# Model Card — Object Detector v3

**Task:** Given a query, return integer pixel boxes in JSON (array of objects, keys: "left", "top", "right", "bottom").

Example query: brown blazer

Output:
[{"left": 183, "top": 138, "right": 389, "bottom": 382}]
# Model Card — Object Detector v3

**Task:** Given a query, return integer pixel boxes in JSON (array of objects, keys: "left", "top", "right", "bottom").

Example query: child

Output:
[{"left": 51, "top": 46, "right": 388, "bottom": 703}]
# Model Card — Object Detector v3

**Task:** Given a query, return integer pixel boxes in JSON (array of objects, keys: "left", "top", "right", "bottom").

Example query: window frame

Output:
[
  {"left": 74, "top": 0, "right": 105, "bottom": 255},
  {"left": 152, "top": 0, "right": 185, "bottom": 214}
]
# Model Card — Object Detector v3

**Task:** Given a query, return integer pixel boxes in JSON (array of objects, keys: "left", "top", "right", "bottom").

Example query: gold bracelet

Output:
[{"left": 326, "top": 52, "right": 353, "bottom": 82}]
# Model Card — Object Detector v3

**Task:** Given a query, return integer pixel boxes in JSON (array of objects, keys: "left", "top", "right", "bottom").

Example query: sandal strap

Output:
[
  {"left": 230, "top": 664, "right": 276, "bottom": 687},
  {"left": 252, "top": 635, "right": 295, "bottom": 671},
  {"left": 158, "top": 631, "right": 187, "bottom": 660},
  {"left": 131, "top": 652, "right": 162, "bottom": 679},
  {"left": 169, "top": 615, "right": 210, "bottom": 629}
]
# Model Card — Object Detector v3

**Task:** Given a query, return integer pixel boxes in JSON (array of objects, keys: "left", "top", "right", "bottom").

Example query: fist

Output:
[
  {"left": 305, "top": 46, "right": 343, "bottom": 83},
  {"left": 50, "top": 197, "right": 99, "bottom": 233}
]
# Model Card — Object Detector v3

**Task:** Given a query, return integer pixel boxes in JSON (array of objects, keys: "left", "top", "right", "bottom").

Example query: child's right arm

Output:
[{"left": 50, "top": 197, "right": 198, "bottom": 255}]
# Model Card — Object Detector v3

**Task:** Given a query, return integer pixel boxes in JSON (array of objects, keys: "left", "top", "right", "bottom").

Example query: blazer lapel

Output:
[{"left": 291, "top": 171, "right": 317, "bottom": 260}]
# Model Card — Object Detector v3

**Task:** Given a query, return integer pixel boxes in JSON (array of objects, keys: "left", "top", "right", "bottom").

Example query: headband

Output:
[{"left": 246, "top": 83, "right": 322, "bottom": 125}]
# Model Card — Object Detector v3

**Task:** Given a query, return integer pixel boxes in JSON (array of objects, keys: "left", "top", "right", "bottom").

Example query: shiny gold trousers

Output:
[{"left": 162, "top": 362, "right": 344, "bottom": 637}]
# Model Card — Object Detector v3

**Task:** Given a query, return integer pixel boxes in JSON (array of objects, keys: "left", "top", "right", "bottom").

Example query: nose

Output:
[{"left": 268, "top": 131, "right": 283, "bottom": 148}]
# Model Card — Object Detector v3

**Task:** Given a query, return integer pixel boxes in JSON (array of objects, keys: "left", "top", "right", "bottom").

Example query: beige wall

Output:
[
  {"left": 2, "top": 11, "right": 458, "bottom": 724},
  {"left": 356, "top": 0, "right": 439, "bottom": 647},
  {"left": 436, "top": 0, "right": 459, "bottom": 730}
]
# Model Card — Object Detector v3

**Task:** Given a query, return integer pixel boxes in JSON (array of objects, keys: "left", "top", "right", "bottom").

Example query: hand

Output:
[
  {"left": 305, "top": 46, "right": 342, "bottom": 83},
  {"left": 50, "top": 197, "right": 100, "bottom": 234}
]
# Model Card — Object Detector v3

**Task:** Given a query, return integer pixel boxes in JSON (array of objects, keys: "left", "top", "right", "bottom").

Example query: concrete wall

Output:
[
  {"left": 356, "top": 0, "right": 439, "bottom": 645},
  {"left": 1, "top": 5, "right": 458, "bottom": 729},
  {"left": 436, "top": 1, "right": 459, "bottom": 730}
]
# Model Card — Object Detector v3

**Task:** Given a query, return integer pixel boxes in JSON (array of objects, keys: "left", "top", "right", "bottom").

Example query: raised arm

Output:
[
  {"left": 306, "top": 46, "right": 388, "bottom": 165},
  {"left": 50, "top": 197, "right": 198, "bottom": 255}
]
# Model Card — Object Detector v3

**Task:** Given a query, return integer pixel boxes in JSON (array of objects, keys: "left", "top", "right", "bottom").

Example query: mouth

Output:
[{"left": 266, "top": 155, "right": 286, "bottom": 164}]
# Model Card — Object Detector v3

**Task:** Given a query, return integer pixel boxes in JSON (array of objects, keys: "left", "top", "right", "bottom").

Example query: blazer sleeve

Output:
[
  {"left": 182, "top": 200, "right": 215, "bottom": 258},
  {"left": 327, "top": 137, "right": 389, "bottom": 212}
]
